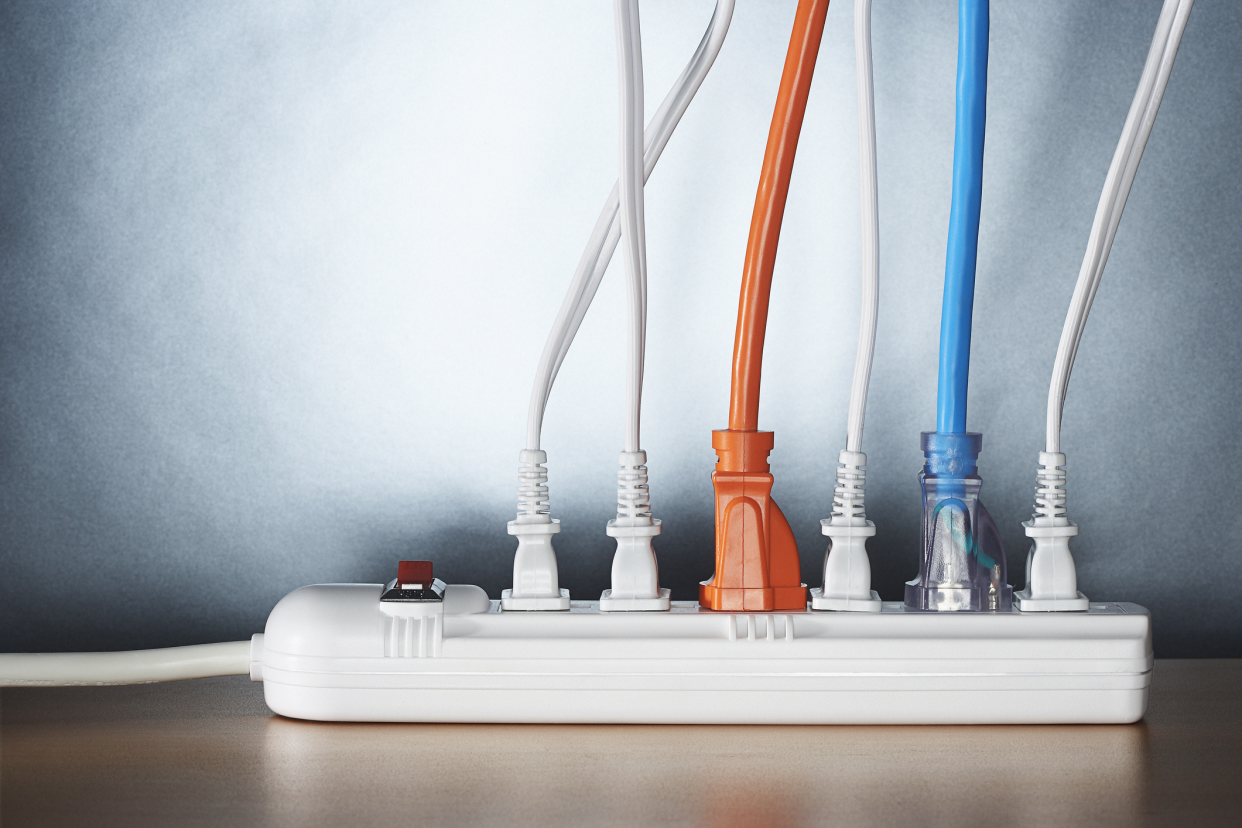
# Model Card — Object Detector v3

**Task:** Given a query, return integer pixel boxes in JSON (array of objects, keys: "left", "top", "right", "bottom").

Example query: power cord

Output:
[
  {"left": 1019, "top": 0, "right": 1194, "bottom": 611},
  {"left": 0, "top": 641, "right": 255, "bottom": 686},
  {"left": 507, "top": 0, "right": 735, "bottom": 610},
  {"left": 813, "top": 0, "right": 882, "bottom": 612}
]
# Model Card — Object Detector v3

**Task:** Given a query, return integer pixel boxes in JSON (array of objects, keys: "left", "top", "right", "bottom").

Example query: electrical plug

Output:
[
  {"left": 600, "top": 450, "right": 671, "bottom": 611},
  {"left": 811, "top": 450, "right": 881, "bottom": 612},
  {"left": 905, "top": 432, "right": 1012, "bottom": 612},
  {"left": 1014, "top": 451, "right": 1089, "bottom": 611},
  {"left": 700, "top": 430, "right": 805, "bottom": 612},
  {"left": 502, "top": 449, "right": 570, "bottom": 610}
]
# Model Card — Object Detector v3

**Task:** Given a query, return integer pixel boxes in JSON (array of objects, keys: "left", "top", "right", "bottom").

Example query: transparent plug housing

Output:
[{"left": 904, "top": 432, "right": 1012, "bottom": 612}]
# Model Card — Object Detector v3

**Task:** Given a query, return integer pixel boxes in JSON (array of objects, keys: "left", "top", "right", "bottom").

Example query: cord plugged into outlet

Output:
[
  {"left": 509, "top": 1, "right": 734, "bottom": 613},
  {"left": 812, "top": 450, "right": 880, "bottom": 611},
  {"left": 1015, "top": 452, "right": 1088, "bottom": 611},
  {"left": 906, "top": 432, "right": 1012, "bottom": 612},
  {"left": 701, "top": 0, "right": 827, "bottom": 612},
  {"left": 813, "top": 0, "right": 880, "bottom": 612},
  {"left": 703, "top": 430, "right": 805, "bottom": 612},
  {"left": 1020, "top": 0, "right": 1193, "bottom": 611},
  {"left": 503, "top": 449, "right": 570, "bottom": 610},
  {"left": 599, "top": 0, "right": 670, "bottom": 612},
  {"left": 601, "top": 451, "right": 670, "bottom": 611}
]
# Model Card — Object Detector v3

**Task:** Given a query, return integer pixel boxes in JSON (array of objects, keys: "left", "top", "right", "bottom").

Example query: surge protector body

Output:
[{"left": 249, "top": 583, "right": 1152, "bottom": 724}]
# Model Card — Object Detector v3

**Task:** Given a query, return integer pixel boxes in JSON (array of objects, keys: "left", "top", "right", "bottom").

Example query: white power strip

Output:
[{"left": 250, "top": 584, "right": 1151, "bottom": 724}]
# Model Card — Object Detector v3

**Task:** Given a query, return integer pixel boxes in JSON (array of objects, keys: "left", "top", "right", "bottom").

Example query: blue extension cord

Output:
[{"left": 935, "top": 0, "right": 989, "bottom": 435}]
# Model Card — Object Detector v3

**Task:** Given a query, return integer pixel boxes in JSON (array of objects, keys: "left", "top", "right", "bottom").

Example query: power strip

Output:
[{"left": 250, "top": 584, "right": 1152, "bottom": 724}]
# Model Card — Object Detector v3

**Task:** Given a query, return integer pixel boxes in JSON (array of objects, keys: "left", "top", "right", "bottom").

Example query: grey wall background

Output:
[{"left": 1, "top": 1, "right": 1238, "bottom": 657}]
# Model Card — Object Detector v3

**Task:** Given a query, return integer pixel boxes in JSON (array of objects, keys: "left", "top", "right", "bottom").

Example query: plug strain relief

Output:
[
  {"left": 831, "top": 449, "right": 867, "bottom": 523},
  {"left": 921, "top": 431, "right": 982, "bottom": 477},
  {"left": 1033, "top": 451, "right": 1068, "bottom": 525},
  {"left": 711, "top": 430, "right": 773, "bottom": 473},
  {"left": 616, "top": 450, "right": 652, "bottom": 524},
  {"left": 516, "top": 449, "right": 552, "bottom": 523}
]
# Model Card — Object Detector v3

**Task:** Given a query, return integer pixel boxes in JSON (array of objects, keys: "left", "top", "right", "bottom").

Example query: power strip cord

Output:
[{"left": 0, "top": 641, "right": 254, "bottom": 687}]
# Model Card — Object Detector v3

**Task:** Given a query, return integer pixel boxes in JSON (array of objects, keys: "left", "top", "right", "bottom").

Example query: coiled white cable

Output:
[
  {"left": 0, "top": 641, "right": 252, "bottom": 686},
  {"left": 524, "top": 0, "right": 735, "bottom": 452},
  {"left": 1045, "top": 0, "right": 1192, "bottom": 453},
  {"left": 846, "top": 0, "right": 878, "bottom": 457}
]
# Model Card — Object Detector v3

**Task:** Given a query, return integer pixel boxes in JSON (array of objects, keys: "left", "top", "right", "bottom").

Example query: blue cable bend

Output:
[{"left": 936, "top": 0, "right": 989, "bottom": 435}]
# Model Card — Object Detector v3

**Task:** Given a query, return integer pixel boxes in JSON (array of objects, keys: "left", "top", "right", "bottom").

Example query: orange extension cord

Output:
[
  {"left": 731, "top": 0, "right": 830, "bottom": 431},
  {"left": 701, "top": 0, "right": 829, "bottom": 611}
]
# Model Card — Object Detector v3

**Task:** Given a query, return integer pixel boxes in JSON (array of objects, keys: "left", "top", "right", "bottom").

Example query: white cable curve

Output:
[
  {"left": 617, "top": 0, "right": 646, "bottom": 454},
  {"left": 525, "top": 0, "right": 735, "bottom": 451},
  {"left": 846, "top": 0, "right": 878, "bottom": 456},
  {"left": 1061, "top": 0, "right": 1191, "bottom": 391},
  {"left": 1046, "top": 0, "right": 1192, "bottom": 453},
  {"left": 0, "top": 641, "right": 252, "bottom": 686}
]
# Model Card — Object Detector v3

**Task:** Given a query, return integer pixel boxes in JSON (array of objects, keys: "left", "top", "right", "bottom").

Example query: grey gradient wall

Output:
[{"left": 2, "top": 1, "right": 1239, "bottom": 657}]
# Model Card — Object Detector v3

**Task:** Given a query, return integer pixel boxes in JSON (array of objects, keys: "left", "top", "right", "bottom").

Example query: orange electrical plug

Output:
[
  {"left": 701, "top": 430, "right": 804, "bottom": 611},
  {"left": 699, "top": 0, "right": 829, "bottom": 612}
]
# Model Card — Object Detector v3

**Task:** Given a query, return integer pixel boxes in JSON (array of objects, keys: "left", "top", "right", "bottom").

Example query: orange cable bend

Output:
[{"left": 728, "top": 0, "right": 830, "bottom": 433}]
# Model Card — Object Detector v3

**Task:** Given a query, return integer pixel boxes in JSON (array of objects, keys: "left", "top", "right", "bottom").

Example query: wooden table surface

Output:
[{"left": 2, "top": 659, "right": 1239, "bottom": 827}]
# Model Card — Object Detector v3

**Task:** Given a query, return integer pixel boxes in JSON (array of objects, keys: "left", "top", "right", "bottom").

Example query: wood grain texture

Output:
[{"left": 2, "top": 659, "right": 1239, "bottom": 827}]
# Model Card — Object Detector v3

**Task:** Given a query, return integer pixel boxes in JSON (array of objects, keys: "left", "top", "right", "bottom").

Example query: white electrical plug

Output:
[
  {"left": 600, "top": 450, "right": 670, "bottom": 611},
  {"left": 502, "top": 449, "right": 571, "bottom": 611},
  {"left": 1015, "top": 451, "right": 1089, "bottom": 611},
  {"left": 811, "top": 450, "right": 881, "bottom": 612}
]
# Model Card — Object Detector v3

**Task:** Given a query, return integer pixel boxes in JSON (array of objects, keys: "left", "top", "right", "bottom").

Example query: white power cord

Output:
[
  {"left": 0, "top": 641, "right": 253, "bottom": 686},
  {"left": 524, "top": 0, "right": 735, "bottom": 452},
  {"left": 617, "top": 0, "right": 647, "bottom": 457},
  {"left": 1046, "top": 0, "right": 1191, "bottom": 455},
  {"left": 846, "top": 0, "right": 879, "bottom": 459},
  {"left": 812, "top": 0, "right": 882, "bottom": 613},
  {"left": 602, "top": 0, "right": 669, "bottom": 612},
  {"left": 508, "top": 0, "right": 732, "bottom": 610},
  {"left": 1020, "top": 0, "right": 1193, "bottom": 612}
]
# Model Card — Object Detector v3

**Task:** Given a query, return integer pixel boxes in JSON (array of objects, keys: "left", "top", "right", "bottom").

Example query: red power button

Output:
[{"left": 397, "top": 561, "right": 433, "bottom": 588}]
